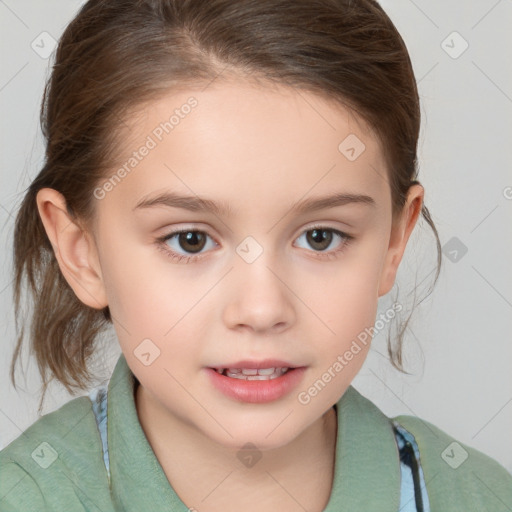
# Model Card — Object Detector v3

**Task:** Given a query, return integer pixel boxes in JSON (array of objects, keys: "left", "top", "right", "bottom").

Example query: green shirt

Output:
[{"left": 1, "top": 353, "right": 511, "bottom": 511}]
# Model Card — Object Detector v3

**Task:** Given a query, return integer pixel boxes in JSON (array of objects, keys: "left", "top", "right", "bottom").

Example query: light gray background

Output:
[{"left": 1, "top": 0, "right": 511, "bottom": 474}]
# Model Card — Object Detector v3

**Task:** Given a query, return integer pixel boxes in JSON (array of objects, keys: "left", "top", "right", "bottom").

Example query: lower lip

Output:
[{"left": 205, "top": 367, "right": 307, "bottom": 403}]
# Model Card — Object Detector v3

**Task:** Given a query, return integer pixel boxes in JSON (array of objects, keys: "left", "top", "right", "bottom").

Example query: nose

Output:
[{"left": 221, "top": 249, "right": 295, "bottom": 335}]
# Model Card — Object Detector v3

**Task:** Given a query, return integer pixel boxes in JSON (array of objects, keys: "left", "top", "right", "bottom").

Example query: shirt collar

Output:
[{"left": 107, "top": 353, "right": 400, "bottom": 511}]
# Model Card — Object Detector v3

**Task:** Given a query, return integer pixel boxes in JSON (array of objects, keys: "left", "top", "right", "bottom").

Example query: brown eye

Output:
[
  {"left": 294, "top": 225, "right": 354, "bottom": 261},
  {"left": 175, "top": 231, "right": 207, "bottom": 254},
  {"left": 306, "top": 228, "right": 334, "bottom": 252},
  {"left": 158, "top": 229, "right": 218, "bottom": 263}
]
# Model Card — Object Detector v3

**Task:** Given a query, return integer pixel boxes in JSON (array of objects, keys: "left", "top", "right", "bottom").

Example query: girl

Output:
[{"left": 1, "top": 1, "right": 511, "bottom": 511}]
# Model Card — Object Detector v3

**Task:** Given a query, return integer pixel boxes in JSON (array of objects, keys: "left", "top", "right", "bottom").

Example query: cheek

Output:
[
  {"left": 96, "top": 232, "right": 169, "bottom": 338},
  {"left": 98, "top": 233, "right": 215, "bottom": 358},
  {"left": 293, "top": 242, "right": 386, "bottom": 390},
  {"left": 297, "top": 243, "right": 385, "bottom": 334}
]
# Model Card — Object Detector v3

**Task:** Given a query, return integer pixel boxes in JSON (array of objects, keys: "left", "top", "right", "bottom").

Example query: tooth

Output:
[
  {"left": 257, "top": 368, "right": 276, "bottom": 375},
  {"left": 241, "top": 368, "right": 258, "bottom": 376},
  {"left": 227, "top": 368, "right": 242, "bottom": 374},
  {"left": 222, "top": 368, "right": 291, "bottom": 380},
  {"left": 226, "top": 370, "right": 243, "bottom": 378}
]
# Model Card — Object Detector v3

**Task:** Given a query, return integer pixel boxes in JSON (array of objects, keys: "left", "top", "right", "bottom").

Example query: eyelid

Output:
[
  {"left": 294, "top": 221, "right": 353, "bottom": 237},
  {"left": 157, "top": 220, "right": 353, "bottom": 244},
  {"left": 157, "top": 223, "right": 221, "bottom": 241}
]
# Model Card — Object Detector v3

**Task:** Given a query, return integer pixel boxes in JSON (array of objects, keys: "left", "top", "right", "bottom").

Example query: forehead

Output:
[{"left": 99, "top": 79, "right": 389, "bottom": 217}]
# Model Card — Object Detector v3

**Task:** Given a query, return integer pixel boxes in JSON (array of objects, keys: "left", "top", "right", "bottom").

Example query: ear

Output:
[
  {"left": 378, "top": 184, "right": 424, "bottom": 297},
  {"left": 36, "top": 187, "right": 108, "bottom": 309}
]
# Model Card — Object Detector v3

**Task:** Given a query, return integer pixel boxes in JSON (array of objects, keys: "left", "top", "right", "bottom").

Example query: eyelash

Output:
[{"left": 155, "top": 224, "right": 354, "bottom": 264}]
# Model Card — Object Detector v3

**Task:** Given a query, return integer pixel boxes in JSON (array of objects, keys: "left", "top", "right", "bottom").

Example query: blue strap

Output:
[
  {"left": 88, "top": 385, "right": 110, "bottom": 485},
  {"left": 393, "top": 420, "right": 431, "bottom": 512},
  {"left": 88, "top": 386, "right": 430, "bottom": 510}
]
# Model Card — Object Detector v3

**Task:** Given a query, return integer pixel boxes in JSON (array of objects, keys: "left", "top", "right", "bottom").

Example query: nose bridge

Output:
[
  {"left": 234, "top": 233, "right": 284, "bottom": 296},
  {"left": 235, "top": 233, "right": 269, "bottom": 266}
]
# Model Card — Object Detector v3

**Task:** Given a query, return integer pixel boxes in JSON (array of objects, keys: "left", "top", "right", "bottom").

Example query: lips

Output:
[{"left": 206, "top": 365, "right": 307, "bottom": 403}]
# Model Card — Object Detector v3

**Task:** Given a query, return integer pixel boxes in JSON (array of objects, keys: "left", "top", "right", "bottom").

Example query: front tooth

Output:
[
  {"left": 224, "top": 368, "right": 290, "bottom": 380},
  {"left": 241, "top": 368, "right": 258, "bottom": 376},
  {"left": 257, "top": 368, "right": 276, "bottom": 375}
]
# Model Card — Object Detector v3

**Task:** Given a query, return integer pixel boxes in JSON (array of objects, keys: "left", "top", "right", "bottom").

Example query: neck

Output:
[{"left": 135, "top": 382, "right": 337, "bottom": 512}]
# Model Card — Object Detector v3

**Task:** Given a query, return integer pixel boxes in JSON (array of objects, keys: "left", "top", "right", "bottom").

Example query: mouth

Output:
[{"left": 205, "top": 363, "right": 307, "bottom": 403}]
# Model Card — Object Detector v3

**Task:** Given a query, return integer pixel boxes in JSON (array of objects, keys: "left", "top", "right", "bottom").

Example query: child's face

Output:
[{"left": 87, "top": 79, "right": 418, "bottom": 450}]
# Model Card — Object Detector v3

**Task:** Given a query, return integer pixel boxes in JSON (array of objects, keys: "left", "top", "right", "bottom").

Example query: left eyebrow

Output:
[
  {"left": 289, "top": 192, "right": 376, "bottom": 214},
  {"left": 132, "top": 191, "right": 376, "bottom": 217},
  {"left": 133, "top": 192, "right": 235, "bottom": 216}
]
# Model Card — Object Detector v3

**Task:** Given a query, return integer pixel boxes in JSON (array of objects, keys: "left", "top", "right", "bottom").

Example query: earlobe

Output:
[
  {"left": 36, "top": 187, "right": 108, "bottom": 310},
  {"left": 378, "top": 184, "right": 424, "bottom": 297}
]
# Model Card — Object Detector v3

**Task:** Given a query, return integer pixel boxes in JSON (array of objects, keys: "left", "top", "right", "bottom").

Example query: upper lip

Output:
[{"left": 209, "top": 359, "right": 302, "bottom": 370}]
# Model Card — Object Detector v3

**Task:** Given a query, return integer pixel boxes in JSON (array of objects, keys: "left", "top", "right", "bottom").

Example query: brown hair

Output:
[{"left": 11, "top": 0, "right": 441, "bottom": 414}]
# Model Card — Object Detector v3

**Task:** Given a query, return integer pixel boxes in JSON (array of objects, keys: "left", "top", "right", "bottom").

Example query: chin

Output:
[{"left": 203, "top": 416, "right": 308, "bottom": 453}]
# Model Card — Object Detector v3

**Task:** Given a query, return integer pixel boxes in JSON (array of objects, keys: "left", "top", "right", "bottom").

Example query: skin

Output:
[{"left": 37, "top": 78, "right": 423, "bottom": 512}]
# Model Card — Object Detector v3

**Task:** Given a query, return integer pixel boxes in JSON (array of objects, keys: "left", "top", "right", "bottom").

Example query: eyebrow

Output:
[{"left": 133, "top": 191, "right": 376, "bottom": 216}]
